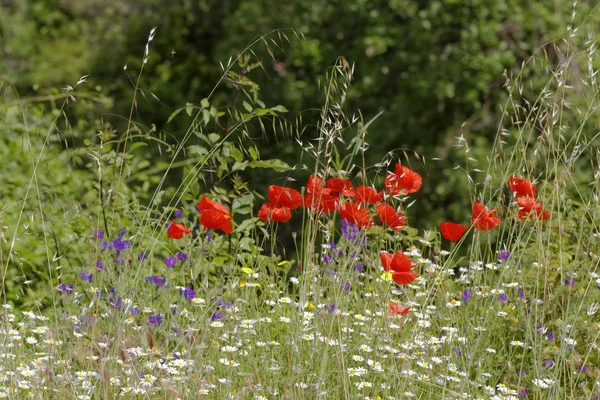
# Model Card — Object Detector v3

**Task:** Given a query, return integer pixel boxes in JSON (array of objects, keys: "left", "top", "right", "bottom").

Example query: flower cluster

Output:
[
  {"left": 439, "top": 176, "right": 550, "bottom": 242},
  {"left": 258, "top": 164, "right": 417, "bottom": 231},
  {"left": 509, "top": 175, "right": 549, "bottom": 220}
]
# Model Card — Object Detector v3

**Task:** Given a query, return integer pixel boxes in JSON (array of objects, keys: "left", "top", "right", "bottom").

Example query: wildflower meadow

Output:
[{"left": 2, "top": 8, "right": 600, "bottom": 400}]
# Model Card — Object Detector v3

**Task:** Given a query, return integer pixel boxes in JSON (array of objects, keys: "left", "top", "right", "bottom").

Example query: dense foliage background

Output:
[{"left": 1, "top": 0, "right": 599, "bottom": 305}]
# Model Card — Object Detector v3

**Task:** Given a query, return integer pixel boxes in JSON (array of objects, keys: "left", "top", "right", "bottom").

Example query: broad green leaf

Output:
[
  {"left": 248, "top": 159, "right": 292, "bottom": 172},
  {"left": 271, "top": 105, "right": 288, "bottom": 113},
  {"left": 231, "top": 161, "right": 248, "bottom": 172}
]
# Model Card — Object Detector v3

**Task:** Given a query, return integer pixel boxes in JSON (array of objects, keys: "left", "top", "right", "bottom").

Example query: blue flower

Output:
[
  {"left": 164, "top": 255, "right": 177, "bottom": 268},
  {"left": 462, "top": 289, "right": 471, "bottom": 303},
  {"left": 211, "top": 311, "right": 224, "bottom": 321},
  {"left": 81, "top": 270, "right": 93, "bottom": 283},
  {"left": 341, "top": 220, "right": 358, "bottom": 241},
  {"left": 145, "top": 275, "right": 166, "bottom": 286},
  {"left": 110, "top": 297, "right": 123, "bottom": 309},
  {"left": 93, "top": 230, "right": 105, "bottom": 240},
  {"left": 96, "top": 260, "right": 104, "bottom": 270},
  {"left": 498, "top": 249, "right": 511, "bottom": 261},
  {"left": 175, "top": 209, "right": 183, "bottom": 218},
  {"left": 177, "top": 251, "right": 188, "bottom": 262},
  {"left": 179, "top": 286, "right": 196, "bottom": 300},
  {"left": 58, "top": 283, "right": 74, "bottom": 293},
  {"left": 148, "top": 313, "right": 163, "bottom": 326},
  {"left": 111, "top": 229, "right": 130, "bottom": 252}
]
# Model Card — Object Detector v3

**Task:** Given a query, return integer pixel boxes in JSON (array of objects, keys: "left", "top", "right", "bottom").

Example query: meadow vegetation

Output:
[{"left": 1, "top": 3, "right": 600, "bottom": 400}]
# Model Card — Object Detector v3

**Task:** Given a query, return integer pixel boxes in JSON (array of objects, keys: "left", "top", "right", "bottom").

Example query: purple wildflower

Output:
[
  {"left": 211, "top": 311, "right": 224, "bottom": 321},
  {"left": 93, "top": 230, "right": 105, "bottom": 240},
  {"left": 341, "top": 281, "right": 351, "bottom": 290},
  {"left": 544, "top": 359, "right": 554, "bottom": 368},
  {"left": 206, "top": 231, "right": 212, "bottom": 243},
  {"left": 454, "top": 347, "right": 461, "bottom": 356},
  {"left": 179, "top": 286, "right": 196, "bottom": 300},
  {"left": 565, "top": 278, "right": 576, "bottom": 287},
  {"left": 341, "top": 219, "right": 358, "bottom": 241},
  {"left": 535, "top": 325, "right": 546, "bottom": 334},
  {"left": 145, "top": 275, "right": 166, "bottom": 286},
  {"left": 131, "top": 306, "right": 140, "bottom": 316},
  {"left": 328, "top": 304, "right": 336, "bottom": 313},
  {"left": 96, "top": 260, "right": 104, "bottom": 270},
  {"left": 138, "top": 252, "right": 146, "bottom": 261},
  {"left": 499, "top": 293, "right": 508, "bottom": 304},
  {"left": 578, "top": 365, "right": 588, "bottom": 373},
  {"left": 110, "top": 297, "right": 123, "bottom": 309},
  {"left": 175, "top": 209, "right": 183, "bottom": 218},
  {"left": 498, "top": 249, "right": 511, "bottom": 261},
  {"left": 176, "top": 251, "right": 188, "bottom": 262},
  {"left": 164, "top": 255, "right": 177, "bottom": 268},
  {"left": 81, "top": 270, "right": 93, "bottom": 283},
  {"left": 462, "top": 289, "right": 471, "bottom": 303},
  {"left": 112, "top": 229, "right": 130, "bottom": 252},
  {"left": 518, "top": 389, "right": 529, "bottom": 398},
  {"left": 217, "top": 298, "right": 232, "bottom": 309},
  {"left": 100, "top": 241, "right": 108, "bottom": 250},
  {"left": 58, "top": 283, "right": 74, "bottom": 293},
  {"left": 322, "top": 255, "right": 331, "bottom": 263},
  {"left": 354, "top": 263, "right": 364, "bottom": 271},
  {"left": 546, "top": 332, "right": 555, "bottom": 340},
  {"left": 148, "top": 313, "right": 163, "bottom": 326}
]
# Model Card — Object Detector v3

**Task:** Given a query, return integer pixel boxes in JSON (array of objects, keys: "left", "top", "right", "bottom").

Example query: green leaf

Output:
[
  {"left": 188, "top": 145, "right": 208, "bottom": 156},
  {"left": 167, "top": 107, "right": 185, "bottom": 123},
  {"left": 252, "top": 108, "right": 276, "bottom": 116},
  {"left": 242, "top": 101, "right": 253, "bottom": 113},
  {"left": 248, "top": 146, "right": 258, "bottom": 161},
  {"left": 200, "top": 98, "right": 210, "bottom": 109},
  {"left": 202, "top": 109, "right": 211, "bottom": 126},
  {"left": 271, "top": 105, "right": 288, "bottom": 113},
  {"left": 248, "top": 159, "right": 292, "bottom": 172},
  {"left": 208, "top": 133, "right": 220, "bottom": 144},
  {"left": 185, "top": 102, "right": 194, "bottom": 116},
  {"left": 231, "top": 161, "right": 248, "bottom": 172}
]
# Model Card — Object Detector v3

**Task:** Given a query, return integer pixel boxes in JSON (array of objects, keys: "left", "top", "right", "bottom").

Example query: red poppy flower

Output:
[
  {"left": 268, "top": 185, "right": 302, "bottom": 210},
  {"left": 355, "top": 186, "right": 383, "bottom": 205},
  {"left": 384, "top": 164, "right": 423, "bottom": 195},
  {"left": 198, "top": 195, "right": 230, "bottom": 215},
  {"left": 306, "top": 175, "right": 325, "bottom": 193},
  {"left": 376, "top": 204, "right": 406, "bottom": 230},
  {"left": 439, "top": 221, "right": 469, "bottom": 242},
  {"left": 339, "top": 202, "right": 373, "bottom": 229},
  {"left": 388, "top": 301, "right": 411, "bottom": 317},
  {"left": 517, "top": 196, "right": 550, "bottom": 221},
  {"left": 472, "top": 202, "right": 500, "bottom": 231},
  {"left": 509, "top": 175, "right": 537, "bottom": 199},
  {"left": 303, "top": 182, "right": 339, "bottom": 213},
  {"left": 380, "top": 250, "right": 419, "bottom": 285},
  {"left": 197, "top": 195, "right": 233, "bottom": 234},
  {"left": 326, "top": 177, "right": 355, "bottom": 197},
  {"left": 258, "top": 203, "right": 292, "bottom": 223},
  {"left": 168, "top": 220, "right": 192, "bottom": 239}
]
